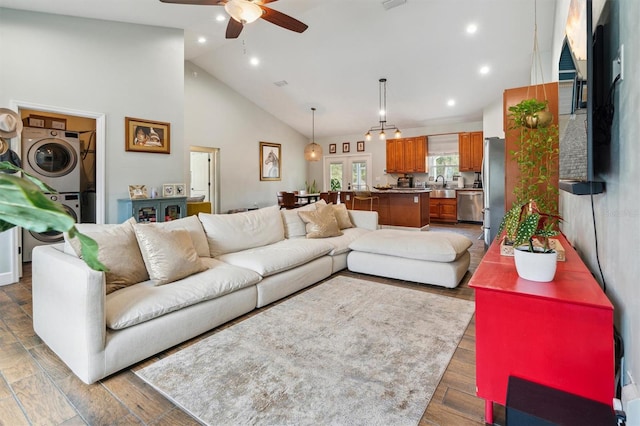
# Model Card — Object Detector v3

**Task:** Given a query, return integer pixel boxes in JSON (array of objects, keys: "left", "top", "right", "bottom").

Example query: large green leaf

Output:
[{"left": 0, "top": 161, "right": 107, "bottom": 271}]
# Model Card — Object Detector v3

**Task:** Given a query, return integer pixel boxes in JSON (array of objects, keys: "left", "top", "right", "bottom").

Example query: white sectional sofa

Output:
[{"left": 32, "top": 202, "right": 378, "bottom": 384}]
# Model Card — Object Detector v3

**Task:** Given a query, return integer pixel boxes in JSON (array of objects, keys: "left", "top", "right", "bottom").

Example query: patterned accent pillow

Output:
[{"left": 298, "top": 203, "right": 343, "bottom": 239}]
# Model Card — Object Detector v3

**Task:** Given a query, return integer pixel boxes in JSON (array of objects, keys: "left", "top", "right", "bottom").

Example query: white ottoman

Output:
[{"left": 347, "top": 229, "right": 472, "bottom": 288}]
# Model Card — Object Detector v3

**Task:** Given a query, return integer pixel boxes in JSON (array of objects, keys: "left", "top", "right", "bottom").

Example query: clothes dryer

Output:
[
  {"left": 22, "top": 193, "right": 81, "bottom": 262},
  {"left": 22, "top": 127, "right": 81, "bottom": 193}
]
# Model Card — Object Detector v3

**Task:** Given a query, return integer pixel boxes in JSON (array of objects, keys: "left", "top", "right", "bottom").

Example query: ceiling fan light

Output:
[{"left": 225, "top": 0, "right": 263, "bottom": 24}]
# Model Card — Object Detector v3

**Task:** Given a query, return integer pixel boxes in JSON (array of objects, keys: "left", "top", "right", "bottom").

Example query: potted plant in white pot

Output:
[{"left": 497, "top": 199, "right": 561, "bottom": 282}]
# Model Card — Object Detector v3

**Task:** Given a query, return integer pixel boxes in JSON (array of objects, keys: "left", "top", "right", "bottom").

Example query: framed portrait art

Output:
[
  {"left": 329, "top": 144, "right": 337, "bottom": 154},
  {"left": 357, "top": 140, "right": 365, "bottom": 152},
  {"left": 260, "top": 142, "right": 281, "bottom": 181},
  {"left": 342, "top": 142, "right": 350, "bottom": 153},
  {"left": 125, "top": 117, "right": 171, "bottom": 154}
]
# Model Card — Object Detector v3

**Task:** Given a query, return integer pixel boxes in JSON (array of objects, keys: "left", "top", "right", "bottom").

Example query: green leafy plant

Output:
[
  {"left": 0, "top": 161, "right": 107, "bottom": 271},
  {"left": 507, "top": 98, "right": 560, "bottom": 217},
  {"left": 330, "top": 178, "right": 340, "bottom": 191},
  {"left": 497, "top": 199, "right": 561, "bottom": 253},
  {"left": 305, "top": 179, "right": 318, "bottom": 194}
]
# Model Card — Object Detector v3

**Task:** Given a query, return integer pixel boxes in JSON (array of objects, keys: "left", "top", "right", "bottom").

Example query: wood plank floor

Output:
[{"left": 0, "top": 223, "right": 505, "bottom": 425}]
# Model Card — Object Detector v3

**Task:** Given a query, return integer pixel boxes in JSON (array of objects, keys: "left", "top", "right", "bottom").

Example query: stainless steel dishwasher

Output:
[{"left": 457, "top": 190, "right": 484, "bottom": 222}]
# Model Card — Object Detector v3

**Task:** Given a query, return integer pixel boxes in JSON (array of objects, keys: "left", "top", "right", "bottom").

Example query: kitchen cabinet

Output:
[
  {"left": 470, "top": 235, "right": 614, "bottom": 425},
  {"left": 459, "top": 131, "right": 483, "bottom": 172},
  {"left": 351, "top": 191, "right": 430, "bottom": 228},
  {"left": 386, "top": 136, "right": 427, "bottom": 173},
  {"left": 429, "top": 197, "right": 457, "bottom": 223},
  {"left": 118, "top": 197, "right": 187, "bottom": 223}
]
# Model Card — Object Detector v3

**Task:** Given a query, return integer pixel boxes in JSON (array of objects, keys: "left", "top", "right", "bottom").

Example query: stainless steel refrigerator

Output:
[{"left": 482, "top": 137, "right": 505, "bottom": 249}]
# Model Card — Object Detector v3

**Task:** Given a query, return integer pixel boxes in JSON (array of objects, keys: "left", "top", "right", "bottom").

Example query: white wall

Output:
[
  {"left": 184, "top": 62, "right": 308, "bottom": 213},
  {"left": 559, "top": 0, "right": 640, "bottom": 392},
  {"left": 0, "top": 8, "right": 184, "bottom": 223}
]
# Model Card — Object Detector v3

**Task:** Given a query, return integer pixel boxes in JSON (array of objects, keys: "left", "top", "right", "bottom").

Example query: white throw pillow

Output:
[
  {"left": 199, "top": 204, "right": 285, "bottom": 257},
  {"left": 281, "top": 199, "right": 327, "bottom": 238}
]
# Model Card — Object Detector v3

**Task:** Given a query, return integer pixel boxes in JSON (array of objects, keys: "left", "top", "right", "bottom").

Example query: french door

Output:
[{"left": 323, "top": 154, "right": 372, "bottom": 191}]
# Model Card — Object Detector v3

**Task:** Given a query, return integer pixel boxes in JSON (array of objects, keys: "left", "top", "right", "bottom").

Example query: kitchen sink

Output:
[{"left": 430, "top": 189, "right": 457, "bottom": 198}]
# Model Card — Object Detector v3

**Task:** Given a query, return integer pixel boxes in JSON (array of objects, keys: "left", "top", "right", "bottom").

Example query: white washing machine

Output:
[
  {"left": 22, "top": 193, "right": 81, "bottom": 262},
  {"left": 22, "top": 127, "right": 81, "bottom": 193}
]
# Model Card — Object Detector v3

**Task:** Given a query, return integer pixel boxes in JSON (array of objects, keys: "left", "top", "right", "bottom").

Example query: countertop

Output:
[{"left": 371, "top": 187, "right": 483, "bottom": 193}]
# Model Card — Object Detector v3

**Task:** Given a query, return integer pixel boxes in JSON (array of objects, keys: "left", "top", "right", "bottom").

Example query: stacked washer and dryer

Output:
[{"left": 21, "top": 127, "right": 81, "bottom": 261}]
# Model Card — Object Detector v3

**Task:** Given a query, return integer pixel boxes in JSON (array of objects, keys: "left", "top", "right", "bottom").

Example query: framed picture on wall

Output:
[
  {"left": 342, "top": 142, "right": 350, "bottom": 153},
  {"left": 125, "top": 117, "right": 171, "bottom": 154},
  {"left": 329, "top": 143, "right": 337, "bottom": 154},
  {"left": 162, "top": 184, "right": 175, "bottom": 197},
  {"left": 357, "top": 141, "right": 365, "bottom": 152},
  {"left": 260, "top": 141, "right": 281, "bottom": 181}
]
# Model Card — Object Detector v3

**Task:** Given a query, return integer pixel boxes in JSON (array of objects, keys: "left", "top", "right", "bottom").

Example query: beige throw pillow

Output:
[
  {"left": 332, "top": 203, "right": 354, "bottom": 230},
  {"left": 298, "top": 203, "right": 343, "bottom": 239},
  {"left": 69, "top": 217, "right": 149, "bottom": 294},
  {"left": 133, "top": 224, "right": 207, "bottom": 285}
]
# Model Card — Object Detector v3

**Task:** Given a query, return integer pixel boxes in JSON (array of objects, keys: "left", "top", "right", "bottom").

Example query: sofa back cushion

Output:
[
  {"left": 280, "top": 199, "right": 327, "bottom": 238},
  {"left": 199, "top": 204, "right": 285, "bottom": 257}
]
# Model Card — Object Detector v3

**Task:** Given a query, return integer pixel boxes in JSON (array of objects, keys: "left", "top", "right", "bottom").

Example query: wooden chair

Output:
[
  {"left": 281, "top": 191, "right": 299, "bottom": 209},
  {"left": 319, "top": 192, "right": 330, "bottom": 203},
  {"left": 277, "top": 191, "right": 285, "bottom": 208}
]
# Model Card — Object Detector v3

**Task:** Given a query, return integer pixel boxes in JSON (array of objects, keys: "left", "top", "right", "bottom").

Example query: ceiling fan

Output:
[{"left": 159, "top": 0, "right": 308, "bottom": 39}]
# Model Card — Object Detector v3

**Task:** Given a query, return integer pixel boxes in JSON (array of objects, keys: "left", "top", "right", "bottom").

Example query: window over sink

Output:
[{"left": 427, "top": 134, "right": 459, "bottom": 182}]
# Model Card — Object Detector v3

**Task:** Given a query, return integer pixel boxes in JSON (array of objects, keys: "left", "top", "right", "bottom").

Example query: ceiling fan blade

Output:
[
  {"left": 159, "top": 0, "right": 225, "bottom": 5},
  {"left": 255, "top": 0, "right": 278, "bottom": 4},
  {"left": 226, "top": 18, "right": 244, "bottom": 38},
  {"left": 260, "top": 6, "right": 308, "bottom": 33}
]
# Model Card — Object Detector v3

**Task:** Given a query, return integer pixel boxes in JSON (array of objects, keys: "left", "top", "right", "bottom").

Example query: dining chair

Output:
[
  {"left": 281, "top": 192, "right": 299, "bottom": 209},
  {"left": 276, "top": 191, "right": 285, "bottom": 208}
]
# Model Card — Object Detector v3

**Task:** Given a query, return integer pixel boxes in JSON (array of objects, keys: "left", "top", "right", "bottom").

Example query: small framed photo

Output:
[
  {"left": 125, "top": 117, "right": 171, "bottom": 154},
  {"left": 174, "top": 183, "right": 186, "bottom": 196},
  {"left": 260, "top": 141, "right": 281, "bottom": 181},
  {"left": 329, "top": 143, "right": 337, "bottom": 154},
  {"left": 128, "top": 185, "right": 148, "bottom": 199},
  {"left": 357, "top": 140, "right": 365, "bottom": 152},
  {"left": 342, "top": 142, "right": 350, "bottom": 153},
  {"left": 162, "top": 184, "right": 175, "bottom": 197}
]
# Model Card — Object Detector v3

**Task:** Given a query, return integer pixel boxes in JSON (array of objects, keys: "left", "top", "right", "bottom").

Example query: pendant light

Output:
[
  {"left": 365, "top": 78, "right": 401, "bottom": 141},
  {"left": 304, "top": 107, "right": 323, "bottom": 161}
]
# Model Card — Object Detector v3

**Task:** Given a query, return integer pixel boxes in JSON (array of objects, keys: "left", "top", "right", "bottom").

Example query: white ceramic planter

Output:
[{"left": 513, "top": 246, "right": 558, "bottom": 282}]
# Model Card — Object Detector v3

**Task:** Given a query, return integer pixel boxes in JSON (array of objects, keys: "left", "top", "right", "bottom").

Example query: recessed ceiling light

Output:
[
  {"left": 447, "top": 99, "right": 456, "bottom": 107},
  {"left": 216, "top": 14, "right": 226, "bottom": 22},
  {"left": 250, "top": 57, "right": 260, "bottom": 66},
  {"left": 197, "top": 36, "right": 207, "bottom": 44},
  {"left": 479, "top": 65, "right": 490, "bottom": 75},
  {"left": 466, "top": 23, "right": 478, "bottom": 34}
]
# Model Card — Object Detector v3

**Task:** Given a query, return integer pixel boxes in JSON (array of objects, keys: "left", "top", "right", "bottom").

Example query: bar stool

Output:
[{"left": 352, "top": 186, "right": 379, "bottom": 211}]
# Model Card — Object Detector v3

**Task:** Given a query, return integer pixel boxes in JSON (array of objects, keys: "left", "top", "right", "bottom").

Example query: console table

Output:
[{"left": 469, "top": 235, "right": 614, "bottom": 424}]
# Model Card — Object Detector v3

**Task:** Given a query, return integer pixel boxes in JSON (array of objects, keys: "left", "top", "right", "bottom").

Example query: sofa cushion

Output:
[
  {"left": 105, "top": 258, "right": 261, "bottom": 330},
  {"left": 216, "top": 238, "right": 333, "bottom": 277},
  {"left": 348, "top": 229, "right": 473, "bottom": 262},
  {"left": 133, "top": 224, "right": 207, "bottom": 285},
  {"left": 149, "top": 215, "right": 210, "bottom": 258},
  {"left": 199, "top": 205, "right": 285, "bottom": 257},
  {"left": 280, "top": 199, "right": 327, "bottom": 238},
  {"left": 298, "top": 203, "right": 343, "bottom": 239},
  {"left": 332, "top": 203, "right": 354, "bottom": 230},
  {"left": 322, "top": 227, "right": 372, "bottom": 256},
  {"left": 68, "top": 218, "right": 149, "bottom": 294}
]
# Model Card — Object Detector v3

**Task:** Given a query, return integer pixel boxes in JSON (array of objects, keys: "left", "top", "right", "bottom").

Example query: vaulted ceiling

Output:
[{"left": 0, "top": 0, "right": 560, "bottom": 138}]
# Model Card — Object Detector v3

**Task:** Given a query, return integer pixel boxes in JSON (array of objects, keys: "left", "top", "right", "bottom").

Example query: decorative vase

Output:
[
  {"left": 524, "top": 110, "right": 553, "bottom": 129},
  {"left": 513, "top": 245, "right": 557, "bottom": 282}
]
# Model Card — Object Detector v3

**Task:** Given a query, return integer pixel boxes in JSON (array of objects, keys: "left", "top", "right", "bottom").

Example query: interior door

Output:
[
  {"left": 323, "top": 154, "right": 372, "bottom": 191},
  {"left": 189, "top": 146, "right": 220, "bottom": 213}
]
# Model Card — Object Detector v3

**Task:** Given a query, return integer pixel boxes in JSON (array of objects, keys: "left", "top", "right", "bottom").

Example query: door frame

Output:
[
  {"left": 322, "top": 153, "right": 372, "bottom": 191},
  {"left": 189, "top": 146, "right": 220, "bottom": 214}
]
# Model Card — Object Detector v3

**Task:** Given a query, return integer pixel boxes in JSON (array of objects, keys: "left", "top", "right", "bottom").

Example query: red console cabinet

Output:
[{"left": 469, "top": 236, "right": 614, "bottom": 424}]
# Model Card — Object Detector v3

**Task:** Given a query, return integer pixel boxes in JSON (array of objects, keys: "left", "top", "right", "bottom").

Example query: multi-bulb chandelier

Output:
[
  {"left": 304, "top": 107, "right": 322, "bottom": 161},
  {"left": 365, "top": 78, "right": 401, "bottom": 141}
]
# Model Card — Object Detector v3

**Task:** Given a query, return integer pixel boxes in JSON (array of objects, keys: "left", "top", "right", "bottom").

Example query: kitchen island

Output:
[{"left": 350, "top": 189, "right": 430, "bottom": 229}]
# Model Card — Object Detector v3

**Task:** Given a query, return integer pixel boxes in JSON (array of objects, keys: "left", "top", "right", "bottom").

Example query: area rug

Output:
[{"left": 136, "top": 276, "right": 475, "bottom": 425}]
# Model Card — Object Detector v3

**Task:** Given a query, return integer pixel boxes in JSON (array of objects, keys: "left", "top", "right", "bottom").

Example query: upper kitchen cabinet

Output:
[
  {"left": 459, "top": 131, "right": 483, "bottom": 172},
  {"left": 386, "top": 136, "right": 427, "bottom": 173}
]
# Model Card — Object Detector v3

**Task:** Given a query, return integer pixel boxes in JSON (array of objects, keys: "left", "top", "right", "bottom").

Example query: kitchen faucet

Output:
[{"left": 436, "top": 175, "right": 446, "bottom": 186}]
